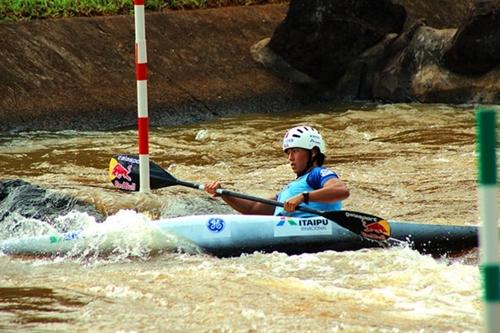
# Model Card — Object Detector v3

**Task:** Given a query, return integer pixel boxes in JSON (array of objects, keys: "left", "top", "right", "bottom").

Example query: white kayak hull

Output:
[{"left": 0, "top": 214, "right": 478, "bottom": 257}]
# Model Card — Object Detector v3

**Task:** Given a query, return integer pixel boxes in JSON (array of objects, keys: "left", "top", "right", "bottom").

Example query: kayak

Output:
[{"left": 0, "top": 214, "right": 478, "bottom": 257}]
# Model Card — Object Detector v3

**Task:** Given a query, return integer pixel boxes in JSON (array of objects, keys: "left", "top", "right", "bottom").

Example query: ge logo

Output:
[
  {"left": 207, "top": 218, "right": 225, "bottom": 233},
  {"left": 63, "top": 231, "right": 80, "bottom": 241}
]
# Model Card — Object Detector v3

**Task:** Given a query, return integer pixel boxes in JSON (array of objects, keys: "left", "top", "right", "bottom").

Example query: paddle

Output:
[{"left": 109, "top": 154, "right": 391, "bottom": 241}]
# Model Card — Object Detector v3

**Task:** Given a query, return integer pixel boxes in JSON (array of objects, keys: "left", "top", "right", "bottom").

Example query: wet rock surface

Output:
[
  {"left": 268, "top": 0, "right": 406, "bottom": 84},
  {"left": 443, "top": 0, "right": 500, "bottom": 75},
  {"left": 255, "top": 0, "right": 499, "bottom": 103},
  {"left": 0, "top": 179, "right": 105, "bottom": 227}
]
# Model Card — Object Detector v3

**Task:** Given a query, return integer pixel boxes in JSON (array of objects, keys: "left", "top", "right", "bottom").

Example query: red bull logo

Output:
[
  {"left": 109, "top": 160, "right": 132, "bottom": 182},
  {"left": 361, "top": 219, "right": 390, "bottom": 241},
  {"left": 111, "top": 163, "right": 132, "bottom": 181},
  {"left": 109, "top": 158, "right": 137, "bottom": 191}
]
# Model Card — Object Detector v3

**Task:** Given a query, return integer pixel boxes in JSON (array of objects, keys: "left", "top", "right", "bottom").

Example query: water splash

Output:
[
  {"left": 65, "top": 210, "right": 202, "bottom": 263},
  {"left": 0, "top": 210, "right": 202, "bottom": 264}
]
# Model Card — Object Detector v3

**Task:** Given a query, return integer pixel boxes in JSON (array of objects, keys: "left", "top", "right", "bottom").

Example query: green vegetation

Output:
[{"left": 0, "top": 0, "right": 287, "bottom": 21}]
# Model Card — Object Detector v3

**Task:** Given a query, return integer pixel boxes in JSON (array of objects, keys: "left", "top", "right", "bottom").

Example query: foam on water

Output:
[
  {"left": 71, "top": 209, "right": 202, "bottom": 261},
  {"left": 0, "top": 209, "right": 202, "bottom": 263},
  {"left": 213, "top": 247, "right": 482, "bottom": 330},
  {"left": 0, "top": 212, "right": 58, "bottom": 239}
]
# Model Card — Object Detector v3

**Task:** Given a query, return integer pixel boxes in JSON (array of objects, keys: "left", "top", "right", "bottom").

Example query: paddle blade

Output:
[
  {"left": 324, "top": 210, "right": 391, "bottom": 241},
  {"left": 109, "top": 154, "right": 177, "bottom": 191}
]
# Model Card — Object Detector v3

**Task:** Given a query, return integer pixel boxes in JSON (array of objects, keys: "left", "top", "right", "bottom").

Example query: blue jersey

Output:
[{"left": 274, "top": 166, "right": 343, "bottom": 217}]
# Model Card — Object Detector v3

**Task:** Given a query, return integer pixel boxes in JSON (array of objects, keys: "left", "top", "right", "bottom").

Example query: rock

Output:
[
  {"left": 255, "top": 0, "right": 500, "bottom": 104},
  {"left": 443, "top": 0, "right": 500, "bottom": 75},
  {"left": 251, "top": 37, "right": 317, "bottom": 85},
  {"left": 373, "top": 25, "right": 500, "bottom": 103},
  {"left": 393, "top": 0, "right": 473, "bottom": 29},
  {"left": 371, "top": 21, "right": 428, "bottom": 101},
  {"left": 334, "top": 21, "right": 424, "bottom": 101},
  {"left": 250, "top": 37, "right": 325, "bottom": 102},
  {"left": 267, "top": 0, "right": 406, "bottom": 83},
  {"left": 0, "top": 179, "right": 105, "bottom": 227}
]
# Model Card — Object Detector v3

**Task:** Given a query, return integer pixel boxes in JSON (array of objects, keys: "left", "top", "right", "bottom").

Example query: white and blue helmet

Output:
[{"left": 282, "top": 126, "right": 326, "bottom": 154}]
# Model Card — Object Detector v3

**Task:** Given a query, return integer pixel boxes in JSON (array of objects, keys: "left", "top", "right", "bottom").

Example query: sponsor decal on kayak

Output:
[
  {"left": 49, "top": 235, "right": 61, "bottom": 244},
  {"left": 274, "top": 216, "right": 332, "bottom": 237},
  {"left": 207, "top": 217, "right": 225, "bottom": 233},
  {"left": 48, "top": 231, "right": 81, "bottom": 244},
  {"left": 204, "top": 217, "right": 231, "bottom": 238},
  {"left": 63, "top": 231, "right": 81, "bottom": 241}
]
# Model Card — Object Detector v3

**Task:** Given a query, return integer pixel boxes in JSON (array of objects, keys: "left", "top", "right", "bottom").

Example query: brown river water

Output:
[{"left": 0, "top": 103, "right": 495, "bottom": 332}]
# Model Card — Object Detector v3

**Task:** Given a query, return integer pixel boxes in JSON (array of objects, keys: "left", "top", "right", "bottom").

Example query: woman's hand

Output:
[
  {"left": 204, "top": 180, "right": 221, "bottom": 197},
  {"left": 284, "top": 193, "right": 305, "bottom": 212}
]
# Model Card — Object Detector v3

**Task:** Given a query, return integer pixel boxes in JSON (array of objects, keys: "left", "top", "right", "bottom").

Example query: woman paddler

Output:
[{"left": 204, "top": 125, "right": 350, "bottom": 217}]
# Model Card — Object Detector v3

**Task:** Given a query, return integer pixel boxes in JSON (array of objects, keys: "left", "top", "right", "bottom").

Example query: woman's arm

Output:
[
  {"left": 283, "top": 178, "right": 350, "bottom": 212},
  {"left": 205, "top": 181, "right": 275, "bottom": 215}
]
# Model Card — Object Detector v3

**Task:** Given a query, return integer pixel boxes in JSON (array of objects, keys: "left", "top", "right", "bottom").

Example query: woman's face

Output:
[{"left": 284, "top": 148, "right": 310, "bottom": 174}]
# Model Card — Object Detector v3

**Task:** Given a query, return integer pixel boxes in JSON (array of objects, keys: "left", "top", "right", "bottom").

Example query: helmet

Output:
[{"left": 282, "top": 126, "right": 326, "bottom": 153}]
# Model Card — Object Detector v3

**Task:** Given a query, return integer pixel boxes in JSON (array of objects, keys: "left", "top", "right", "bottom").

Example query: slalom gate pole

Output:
[
  {"left": 476, "top": 107, "right": 500, "bottom": 333},
  {"left": 134, "top": 0, "right": 150, "bottom": 193}
]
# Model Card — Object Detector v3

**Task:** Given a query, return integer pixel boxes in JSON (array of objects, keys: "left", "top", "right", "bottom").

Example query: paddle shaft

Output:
[{"left": 173, "top": 178, "right": 323, "bottom": 216}]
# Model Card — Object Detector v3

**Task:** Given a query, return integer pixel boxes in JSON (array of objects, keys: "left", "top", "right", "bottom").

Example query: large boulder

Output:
[
  {"left": 267, "top": 0, "right": 406, "bottom": 83},
  {"left": 252, "top": 0, "right": 500, "bottom": 104},
  {"left": 0, "top": 179, "right": 104, "bottom": 227},
  {"left": 333, "top": 21, "right": 425, "bottom": 101},
  {"left": 333, "top": 21, "right": 500, "bottom": 103},
  {"left": 443, "top": 0, "right": 500, "bottom": 75},
  {"left": 393, "top": 0, "right": 473, "bottom": 29},
  {"left": 373, "top": 25, "right": 500, "bottom": 103}
]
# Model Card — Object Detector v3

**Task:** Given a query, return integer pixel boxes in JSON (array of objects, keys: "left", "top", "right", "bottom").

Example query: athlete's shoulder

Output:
[
  {"left": 306, "top": 166, "right": 339, "bottom": 189},
  {"left": 311, "top": 166, "right": 338, "bottom": 179}
]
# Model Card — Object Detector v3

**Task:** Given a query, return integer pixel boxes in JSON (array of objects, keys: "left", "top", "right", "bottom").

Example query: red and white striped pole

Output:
[{"left": 133, "top": 0, "right": 150, "bottom": 193}]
